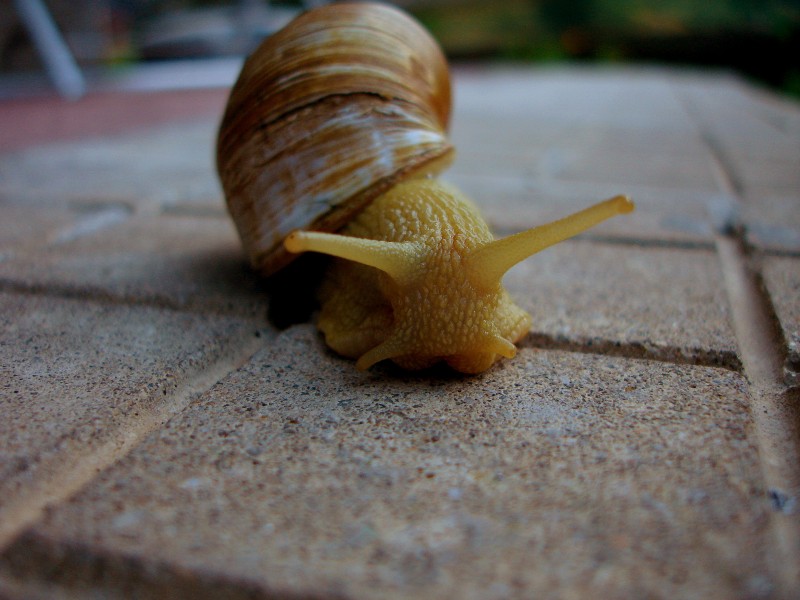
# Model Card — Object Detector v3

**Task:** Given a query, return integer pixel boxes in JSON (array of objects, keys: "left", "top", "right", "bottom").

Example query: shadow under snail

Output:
[{"left": 216, "top": 2, "right": 634, "bottom": 374}]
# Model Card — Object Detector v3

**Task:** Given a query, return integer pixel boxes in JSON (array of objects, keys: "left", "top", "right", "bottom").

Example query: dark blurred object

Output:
[
  {"left": 0, "top": 1, "right": 311, "bottom": 69},
  {"left": 10, "top": 0, "right": 86, "bottom": 98},
  {"left": 403, "top": 0, "right": 800, "bottom": 97},
  {"left": 400, "top": 0, "right": 538, "bottom": 57},
  {"left": 535, "top": 0, "right": 800, "bottom": 93},
  {"left": 614, "top": 29, "right": 799, "bottom": 91},
  {"left": 2, "top": 0, "right": 118, "bottom": 68},
  {"left": 1, "top": 0, "right": 798, "bottom": 98},
  {"left": 136, "top": 0, "right": 302, "bottom": 59}
]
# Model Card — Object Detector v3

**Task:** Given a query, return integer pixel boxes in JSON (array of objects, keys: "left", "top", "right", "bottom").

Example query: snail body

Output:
[
  {"left": 286, "top": 180, "right": 631, "bottom": 373},
  {"left": 217, "top": 3, "right": 634, "bottom": 374}
]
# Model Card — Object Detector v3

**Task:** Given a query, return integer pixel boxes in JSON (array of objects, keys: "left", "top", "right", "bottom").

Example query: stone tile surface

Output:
[
  {"left": 742, "top": 193, "right": 800, "bottom": 254},
  {"left": 453, "top": 68, "right": 698, "bottom": 132},
  {"left": 0, "top": 65, "right": 798, "bottom": 599},
  {"left": 448, "top": 69, "right": 742, "bottom": 244},
  {"left": 674, "top": 76, "right": 800, "bottom": 201},
  {"left": 454, "top": 67, "right": 800, "bottom": 248},
  {"left": 505, "top": 240, "right": 739, "bottom": 368},
  {"left": 0, "top": 122, "right": 222, "bottom": 211},
  {"left": 0, "top": 88, "right": 228, "bottom": 154},
  {"left": 0, "top": 214, "right": 266, "bottom": 317},
  {"left": 0, "top": 202, "right": 118, "bottom": 261},
  {"left": 445, "top": 171, "right": 727, "bottom": 244},
  {"left": 450, "top": 117, "right": 719, "bottom": 191},
  {"left": 761, "top": 256, "right": 800, "bottom": 382},
  {"left": 0, "top": 327, "right": 773, "bottom": 599},
  {"left": 0, "top": 292, "right": 263, "bottom": 516}
]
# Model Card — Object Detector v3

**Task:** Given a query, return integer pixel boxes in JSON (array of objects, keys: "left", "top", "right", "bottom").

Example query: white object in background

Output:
[{"left": 13, "top": 0, "right": 86, "bottom": 99}]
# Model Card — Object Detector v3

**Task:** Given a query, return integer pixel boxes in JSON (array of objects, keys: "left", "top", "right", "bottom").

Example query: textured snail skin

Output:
[{"left": 285, "top": 179, "right": 634, "bottom": 374}]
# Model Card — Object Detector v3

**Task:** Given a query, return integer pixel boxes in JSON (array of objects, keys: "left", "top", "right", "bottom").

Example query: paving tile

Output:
[
  {"left": 445, "top": 171, "right": 728, "bottom": 244},
  {"left": 2, "top": 64, "right": 798, "bottom": 599},
  {"left": 0, "top": 88, "right": 229, "bottom": 154},
  {"left": 450, "top": 71, "right": 720, "bottom": 192},
  {"left": 760, "top": 256, "right": 800, "bottom": 384},
  {"left": 454, "top": 67, "right": 698, "bottom": 133},
  {"left": 451, "top": 125, "right": 720, "bottom": 190},
  {"left": 675, "top": 76, "right": 800, "bottom": 154},
  {"left": 0, "top": 121, "right": 222, "bottom": 212},
  {"left": 725, "top": 154, "right": 800, "bottom": 196},
  {"left": 0, "top": 201, "right": 125, "bottom": 261},
  {"left": 450, "top": 120, "right": 707, "bottom": 175},
  {"left": 504, "top": 240, "right": 739, "bottom": 369},
  {"left": 742, "top": 193, "right": 800, "bottom": 253},
  {"left": 449, "top": 121, "right": 579, "bottom": 182},
  {"left": 0, "top": 292, "right": 264, "bottom": 528},
  {"left": 556, "top": 144, "right": 721, "bottom": 190},
  {"left": 447, "top": 71, "right": 734, "bottom": 244},
  {"left": 674, "top": 77, "right": 800, "bottom": 196},
  {"left": 0, "top": 213, "right": 267, "bottom": 318},
  {"left": 0, "top": 326, "right": 772, "bottom": 599}
]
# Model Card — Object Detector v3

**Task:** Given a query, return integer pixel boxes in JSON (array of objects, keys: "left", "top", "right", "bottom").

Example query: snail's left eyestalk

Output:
[{"left": 467, "top": 195, "right": 634, "bottom": 290}]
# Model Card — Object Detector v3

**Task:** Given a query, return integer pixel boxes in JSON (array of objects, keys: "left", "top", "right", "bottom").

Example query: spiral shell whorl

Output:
[{"left": 217, "top": 2, "right": 454, "bottom": 275}]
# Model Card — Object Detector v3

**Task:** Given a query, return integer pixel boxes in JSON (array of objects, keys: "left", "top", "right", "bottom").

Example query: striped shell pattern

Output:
[{"left": 216, "top": 2, "right": 454, "bottom": 276}]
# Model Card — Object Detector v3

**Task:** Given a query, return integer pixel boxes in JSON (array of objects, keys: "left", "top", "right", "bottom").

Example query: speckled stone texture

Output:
[
  {"left": 0, "top": 213, "right": 267, "bottom": 316},
  {"left": 0, "top": 121, "right": 223, "bottom": 210},
  {"left": 0, "top": 327, "right": 773, "bottom": 599},
  {"left": 0, "top": 66, "right": 798, "bottom": 599},
  {"left": 504, "top": 240, "right": 739, "bottom": 369},
  {"left": 0, "top": 293, "right": 264, "bottom": 525},
  {"left": 761, "top": 256, "right": 800, "bottom": 383},
  {"left": 444, "top": 172, "right": 726, "bottom": 245}
]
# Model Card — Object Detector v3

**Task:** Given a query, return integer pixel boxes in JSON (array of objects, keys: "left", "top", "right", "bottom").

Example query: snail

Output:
[{"left": 216, "top": 2, "right": 633, "bottom": 374}]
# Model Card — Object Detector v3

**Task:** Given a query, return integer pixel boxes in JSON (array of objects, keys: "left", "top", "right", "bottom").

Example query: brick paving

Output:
[{"left": 0, "top": 66, "right": 798, "bottom": 599}]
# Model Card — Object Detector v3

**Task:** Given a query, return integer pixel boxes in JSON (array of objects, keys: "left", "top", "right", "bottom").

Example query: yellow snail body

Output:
[{"left": 217, "top": 2, "right": 634, "bottom": 374}]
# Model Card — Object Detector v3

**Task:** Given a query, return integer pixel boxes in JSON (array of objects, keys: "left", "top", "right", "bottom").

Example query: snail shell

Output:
[{"left": 216, "top": 2, "right": 454, "bottom": 276}]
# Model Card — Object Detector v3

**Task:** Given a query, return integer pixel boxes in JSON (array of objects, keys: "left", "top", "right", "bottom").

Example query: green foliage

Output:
[{"left": 415, "top": 0, "right": 800, "bottom": 97}]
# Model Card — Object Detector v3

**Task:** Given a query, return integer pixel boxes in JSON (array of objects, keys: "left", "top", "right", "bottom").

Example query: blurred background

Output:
[{"left": 2, "top": 0, "right": 799, "bottom": 98}]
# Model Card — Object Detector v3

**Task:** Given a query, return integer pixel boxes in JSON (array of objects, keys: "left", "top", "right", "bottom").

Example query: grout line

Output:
[
  {"left": 716, "top": 233, "right": 800, "bottom": 595},
  {"left": 490, "top": 228, "right": 719, "bottom": 252},
  {"left": 716, "top": 237, "right": 788, "bottom": 385},
  {"left": 0, "top": 278, "right": 267, "bottom": 321},
  {"left": 755, "top": 246, "right": 800, "bottom": 260},
  {"left": 0, "top": 334, "right": 265, "bottom": 552},
  {"left": 677, "top": 80, "right": 800, "bottom": 595},
  {"left": 0, "top": 530, "right": 322, "bottom": 600},
  {"left": 521, "top": 332, "right": 742, "bottom": 372},
  {"left": 568, "top": 234, "right": 717, "bottom": 251},
  {"left": 0, "top": 571, "right": 74, "bottom": 600}
]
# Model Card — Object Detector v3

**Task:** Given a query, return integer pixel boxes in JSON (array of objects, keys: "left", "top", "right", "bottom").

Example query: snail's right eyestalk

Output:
[
  {"left": 284, "top": 230, "right": 419, "bottom": 283},
  {"left": 467, "top": 195, "right": 634, "bottom": 291}
]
